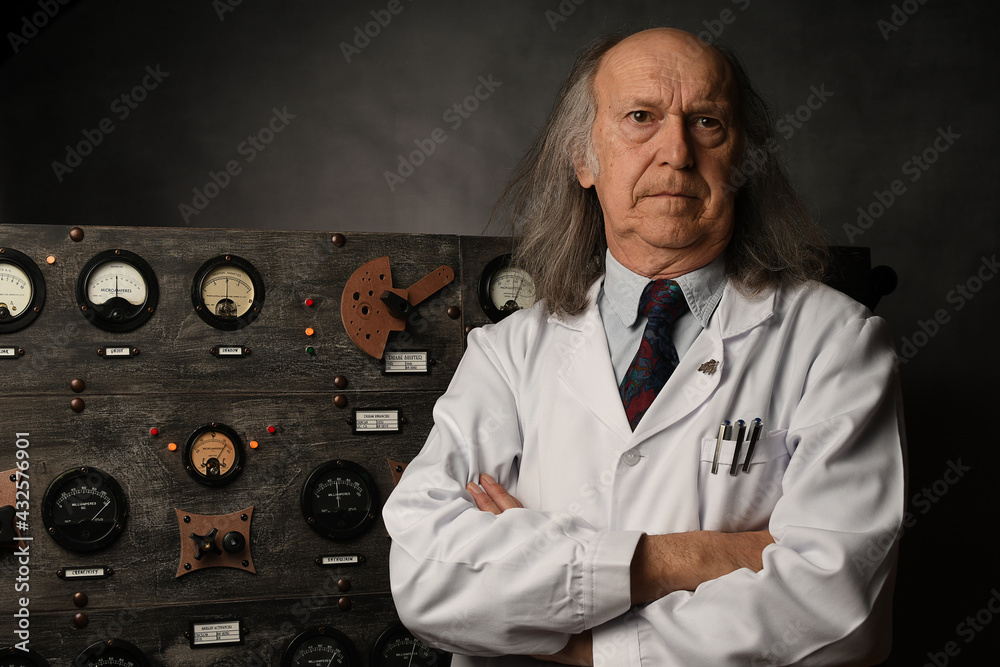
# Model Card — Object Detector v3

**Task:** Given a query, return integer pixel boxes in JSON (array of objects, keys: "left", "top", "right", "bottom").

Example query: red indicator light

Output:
[
  {"left": 267, "top": 425, "right": 276, "bottom": 434},
  {"left": 305, "top": 298, "right": 315, "bottom": 307},
  {"left": 150, "top": 427, "right": 159, "bottom": 436}
]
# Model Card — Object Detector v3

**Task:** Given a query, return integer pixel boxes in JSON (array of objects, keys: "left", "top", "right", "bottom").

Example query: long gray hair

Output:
[{"left": 493, "top": 30, "right": 828, "bottom": 317}]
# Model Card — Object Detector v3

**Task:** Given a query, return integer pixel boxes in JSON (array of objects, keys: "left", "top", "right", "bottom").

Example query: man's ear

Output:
[{"left": 575, "top": 160, "right": 596, "bottom": 189}]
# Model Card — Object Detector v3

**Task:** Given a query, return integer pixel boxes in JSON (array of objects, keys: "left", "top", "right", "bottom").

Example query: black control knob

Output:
[
  {"left": 190, "top": 527, "right": 222, "bottom": 560},
  {"left": 222, "top": 531, "right": 246, "bottom": 554}
]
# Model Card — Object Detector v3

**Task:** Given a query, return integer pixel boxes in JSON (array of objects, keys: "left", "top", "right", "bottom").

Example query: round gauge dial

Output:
[
  {"left": 183, "top": 423, "right": 245, "bottom": 486},
  {"left": 0, "top": 247, "right": 46, "bottom": 334},
  {"left": 73, "top": 639, "right": 150, "bottom": 667},
  {"left": 75, "top": 249, "right": 158, "bottom": 332},
  {"left": 478, "top": 253, "right": 536, "bottom": 323},
  {"left": 0, "top": 645, "right": 49, "bottom": 666},
  {"left": 301, "top": 460, "right": 378, "bottom": 540},
  {"left": 372, "top": 623, "right": 451, "bottom": 667},
  {"left": 281, "top": 627, "right": 359, "bottom": 667},
  {"left": 191, "top": 255, "right": 265, "bottom": 330},
  {"left": 41, "top": 467, "right": 128, "bottom": 552}
]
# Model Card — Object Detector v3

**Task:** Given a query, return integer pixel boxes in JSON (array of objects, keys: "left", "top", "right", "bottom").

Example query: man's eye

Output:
[
  {"left": 694, "top": 116, "right": 721, "bottom": 129},
  {"left": 629, "top": 110, "right": 653, "bottom": 123}
]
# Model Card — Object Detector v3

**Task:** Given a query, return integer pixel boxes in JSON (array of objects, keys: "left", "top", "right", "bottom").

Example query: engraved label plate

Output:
[
  {"left": 190, "top": 620, "right": 243, "bottom": 648},
  {"left": 353, "top": 409, "right": 400, "bottom": 433},
  {"left": 318, "top": 554, "right": 365, "bottom": 567},
  {"left": 213, "top": 346, "right": 245, "bottom": 357},
  {"left": 103, "top": 346, "right": 133, "bottom": 358},
  {"left": 59, "top": 566, "right": 110, "bottom": 580},
  {"left": 0, "top": 347, "right": 17, "bottom": 359},
  {"left": 384, "top": 350, "right": 430, "bottom": 374}
]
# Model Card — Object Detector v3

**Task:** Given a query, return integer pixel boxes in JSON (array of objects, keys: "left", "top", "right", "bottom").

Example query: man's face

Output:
[{"left": 576, "top": 29, "right": 741, "bottom": 277}]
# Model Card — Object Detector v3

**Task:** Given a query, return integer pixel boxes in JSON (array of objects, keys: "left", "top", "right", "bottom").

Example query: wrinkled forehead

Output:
[{"left": 594, "top": 29, "right": 738, "bottom": 113}]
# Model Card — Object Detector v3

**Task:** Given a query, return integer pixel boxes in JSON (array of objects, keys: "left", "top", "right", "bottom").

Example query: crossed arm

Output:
[{"left": 467, "top": 473, "right": 775, "bottom": 665}]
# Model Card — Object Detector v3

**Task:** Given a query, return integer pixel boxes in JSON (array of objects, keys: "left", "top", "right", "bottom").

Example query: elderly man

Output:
[{"left": 383, "top": 28, "right": 905, "bottom": 666}]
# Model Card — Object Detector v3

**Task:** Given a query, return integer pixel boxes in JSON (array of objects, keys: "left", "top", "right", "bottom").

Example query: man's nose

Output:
[{"left": 655, "top": 117, "right": 694, "bottom": 169}]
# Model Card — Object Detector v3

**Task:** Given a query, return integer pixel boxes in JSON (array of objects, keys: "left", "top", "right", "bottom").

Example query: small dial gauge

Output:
[
  {"left": 0, "top": 247, "right": 45, "bottom": 334},
  {"left": 192, "top": 255, "right": 265, "bottom": 330},
  {"left": 41, "top": 467, "right": 128, "bottom": 552},
  {"left": 76, "top": 249, "right": 158, "bottom": 332},
  {"left": 301, "top": 460, "right": 378, "bottom": 540},
  {"left": 73, "top": 639, "right": 150, "bottom": 667},
  {"left": 0, "top": 644, "right": 49, "bottom": 666},
  {"left": 184, "top": 423, "right": 245, "bottom": 486},
  {"left": 281, "top": 626, "right": 360, "bottom": 667},
  {"left": 372, "top": 623, "right": 451, "bottom": 667},
  {"left": 478, "top": 253, "right": 536, "bottom": 323}
]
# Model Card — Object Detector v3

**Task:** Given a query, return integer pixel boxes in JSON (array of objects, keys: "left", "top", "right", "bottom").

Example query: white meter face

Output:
[
  {"left": 489, "top": 266, "right": 536, "bottom": 313},
  {"left": 201, "top": 266, "right": 255, "bottom": 318},
  {"left": 86, "top": 262, "right": 148, "bottom": 306},
  {"left": 0, "top": 261, "right": 32, "bottom": 318}
]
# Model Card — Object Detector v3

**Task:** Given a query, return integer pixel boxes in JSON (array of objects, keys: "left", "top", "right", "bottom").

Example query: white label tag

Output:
[
  {"left": 62, "top": 567, "right": 106, "bottom": 579},
  {"left": 384, "top": 350, "right": 429, "bottom": 373},
  {"left": 354, "top": 409, "right": 400, "bottom": 432},
  {"left": 320, "top": 555, "right": 361, "bottom": 566},
  {"left": 192, "top": 620, "right": 242, "bottom": 646},
  {"left": 217, "top": 346, "right": 243, "bottom": 357},
  {"left": 0, "top": 347, "right": 16, "bottom": 358},
  {"left": 104, "top": 347, "right": 131, "bottom": 357}
]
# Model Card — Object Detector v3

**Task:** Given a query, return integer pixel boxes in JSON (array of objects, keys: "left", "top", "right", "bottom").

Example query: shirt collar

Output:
[{"left": 601, "top": 249, "right": 727, "bottom": 328}]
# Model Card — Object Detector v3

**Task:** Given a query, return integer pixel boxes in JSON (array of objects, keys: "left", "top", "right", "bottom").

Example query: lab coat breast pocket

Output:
[{"left": 697, "top": 429, "right": 790, "bottom": 532}]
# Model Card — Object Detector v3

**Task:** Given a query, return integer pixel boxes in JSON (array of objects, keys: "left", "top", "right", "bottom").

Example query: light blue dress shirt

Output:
[{"left": 597, "top": 250, "right": 727, "bottom": 384}]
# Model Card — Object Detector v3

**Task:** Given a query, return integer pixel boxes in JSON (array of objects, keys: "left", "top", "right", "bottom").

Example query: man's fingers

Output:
[
  {"left": 467, "top": 474, "right": 523, "bottom": 514},
  {"left": 479, "top": 473, "right": 523, "bottom": 512},
  {"left": 466, "top": 482, "right": 501, "bottom": 514}
]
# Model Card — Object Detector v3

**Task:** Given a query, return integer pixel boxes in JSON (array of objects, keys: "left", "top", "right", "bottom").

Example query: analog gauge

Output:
[
  {"left": 73, "top": 639, "right": 150, "bottom": 667},
  {"left": 0, "top": 247, "right": 45, "bottom": 334},
  {"left": 75, "top": 249, "right": 158, "bottom": 332},
  {"left": 183, "top": 423, "right": 245, "bottom": 486},
  {"left": 281, "top": 627, "right": 359, "bottom": 667},
  {"left": 477, "top": 253, "right": 536, "bottom": 323},
  {"left": 191, "top": 255, "right": 265, "bottom": 330},
  {"left": 41, "top": 467, "right": 128, "bottom": 552},
  {"left": 0, "top": 645, "right": 49, "bottom": 666},
  {"left": 372, "top": 623, "right": 451, "bottom": 667},
  {"left": 301, "top": 460, "right": 378, "bottom": 540}
]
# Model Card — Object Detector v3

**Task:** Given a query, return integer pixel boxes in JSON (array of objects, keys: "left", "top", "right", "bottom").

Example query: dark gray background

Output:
[{"left": 2, "top": 1, "right": 997, "bottom": 664}]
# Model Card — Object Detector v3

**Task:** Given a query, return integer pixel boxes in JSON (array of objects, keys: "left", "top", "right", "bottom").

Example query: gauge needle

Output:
[
  {"left": 407, "top": 642, "right": 417, "bottom": 666},
  {"left": 115, "top": 274, "right": 119, "bottom": 296},
  {"left": 335, "top": 481, "right": 341, "bottom": 508},
  {"left": 91, "top": 499, "right": 112, "bottom": 521}
]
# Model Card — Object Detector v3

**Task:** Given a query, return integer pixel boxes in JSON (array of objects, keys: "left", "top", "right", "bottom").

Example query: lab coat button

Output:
[{"left": 622, "top": 449, "right": 641, "bottom": 466}]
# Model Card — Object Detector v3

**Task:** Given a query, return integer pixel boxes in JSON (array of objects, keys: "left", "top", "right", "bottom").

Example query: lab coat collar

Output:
[{"left": 549, "top": 278, "right": 778, "bottom": 444}]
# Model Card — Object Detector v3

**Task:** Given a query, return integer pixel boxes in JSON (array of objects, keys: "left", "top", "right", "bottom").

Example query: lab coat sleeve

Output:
[
  {"left": 384, "top": 318, "right": 641, "bottom": 657},
  {"left": 590, "top": 314, "right": 906, "bottom": 666}
]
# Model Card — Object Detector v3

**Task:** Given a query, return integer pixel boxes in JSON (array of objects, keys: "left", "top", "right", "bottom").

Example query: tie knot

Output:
[{"left": 640, "top": 279, "right": 687, "bottom": 324}]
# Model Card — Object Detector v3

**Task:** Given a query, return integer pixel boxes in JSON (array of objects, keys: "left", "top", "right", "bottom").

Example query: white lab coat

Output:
[{"left": 384, "top": 277, "right": 906, "bottom": 666}]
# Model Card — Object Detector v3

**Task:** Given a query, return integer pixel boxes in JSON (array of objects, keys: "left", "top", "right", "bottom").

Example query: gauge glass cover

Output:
[
  {"left": 73, "top": 639, "right": 150, "bottom": 667},
  {"left": 372, "top": 622, "right": 451, "bottom": 667},
  {"left": 184, "top": 423, "right": 245, "bottom": 486},
  {"left": 41, "top": 467, "right": 128, "bottom": 552},
  {"left": 0, "top": 248, "right": 45, "bottom": 333},
  {"left": 192, "top": 255, "right": 265, "bottom": 330},
  {"left": 478, "top": 253, "right": 536, "bottom": 323},
  {"left": 282, "top": 627, "right": 359, "bottom": 667},
  {"left": 76, "top": 250, "right": 158, "bottom": 332},
  {"left": 301, "top": 460, "right": 378, "bottom": 540}
]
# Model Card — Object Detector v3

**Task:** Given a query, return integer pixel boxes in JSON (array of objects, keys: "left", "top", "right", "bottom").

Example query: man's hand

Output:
[{"left": 466, "top": 473, "right": 523, "bottom": 514}]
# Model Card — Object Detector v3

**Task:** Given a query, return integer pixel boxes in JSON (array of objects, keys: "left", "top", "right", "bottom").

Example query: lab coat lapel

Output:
[
  {"left": 552, "top": 287, "right": 633, "bottom": 444},
  {"left": 631, "top": 283, "right": 777, "bottom": 443}
]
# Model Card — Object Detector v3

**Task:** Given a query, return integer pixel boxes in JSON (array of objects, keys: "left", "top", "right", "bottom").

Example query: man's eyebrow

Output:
[{"left": 614, "top": 98, "right": 733, "bottom": 116}]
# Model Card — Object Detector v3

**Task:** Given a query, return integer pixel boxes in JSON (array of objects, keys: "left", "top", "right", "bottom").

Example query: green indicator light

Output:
[{"left": 306, "top": 346, "right": 315, "bottom": 355}]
